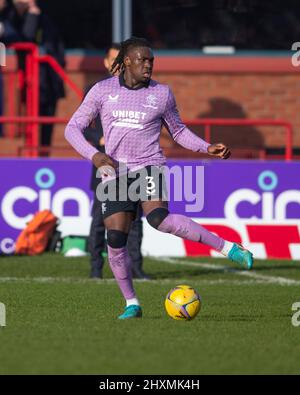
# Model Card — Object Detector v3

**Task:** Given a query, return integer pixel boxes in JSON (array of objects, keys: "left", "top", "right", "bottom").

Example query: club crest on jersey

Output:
[
  {"left": 142, "top": 94, "right": 158, "bottom": 109},
  {"left": 108, "top": 94, "right": 119, "bottom": 102}
]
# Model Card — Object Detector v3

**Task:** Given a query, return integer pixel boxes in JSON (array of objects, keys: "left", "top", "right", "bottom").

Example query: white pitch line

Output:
[
  {"left": 0, "top": 276, "right": 286, "bottom": 286},
  {"left": 0, "top": 277, "right": 117, "bottom": 284},
  {"left": 156, "top": 257, "right": 231, "bottom": 271},
  {"left": 155, "top": 257, "right": 300, "bottom": 286},
  {"left": 237, "top": 270, "right": 300, "bottom": 285},
  {"left": 0, "top": 257, "right": 299, "bottom": 286}
]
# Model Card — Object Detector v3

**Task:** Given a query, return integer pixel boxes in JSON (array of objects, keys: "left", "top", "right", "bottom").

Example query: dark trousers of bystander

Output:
[{"left": 40, "top": 99, "right": 57, "bottom": 154}]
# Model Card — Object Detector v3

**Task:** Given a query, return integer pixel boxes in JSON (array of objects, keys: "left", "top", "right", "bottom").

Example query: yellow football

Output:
[{"left": 165, "top": 285, "right": 201, "bottom": 321}]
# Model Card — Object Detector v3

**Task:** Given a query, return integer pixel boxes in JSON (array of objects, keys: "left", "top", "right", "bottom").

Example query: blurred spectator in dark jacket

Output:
[
  {"left": 11, "top": 0, "right": 65, "bottom": 153},
  {"left": 0, "top": 0, "right": 20, "bottom": 43},
  {"left": 0, "top": 0, "right": 21, "bottom": 137}
]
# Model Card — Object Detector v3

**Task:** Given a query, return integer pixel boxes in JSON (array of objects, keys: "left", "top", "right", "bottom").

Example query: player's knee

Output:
[
  {"left": 146, "top": 207, "right": 169, "bottom": 229},
  {"left": 107, "top": 230, "right": 128, "bottom": 248}
]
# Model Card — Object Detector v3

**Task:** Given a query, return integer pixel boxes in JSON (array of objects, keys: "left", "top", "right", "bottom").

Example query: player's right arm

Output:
[{"left": 65, "top": 83, "right": 116, "bottom": 169}]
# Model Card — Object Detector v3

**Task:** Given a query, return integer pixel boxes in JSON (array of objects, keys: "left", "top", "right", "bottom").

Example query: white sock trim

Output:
[
  {"left": 221, "top": 240, "right": 234, "bottom": 257},
  {"left": 126, "top": 298, "right": 140, "bottom": 307}
]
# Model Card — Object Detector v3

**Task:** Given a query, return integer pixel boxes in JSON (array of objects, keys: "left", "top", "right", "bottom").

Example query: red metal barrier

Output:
[
  {"left": 185, "top": 119, "right": 293, "bottom": 161},
  {"left": 7, "top": 72, "right": 16, "bottom": 139},
  {"left": 0, "top": 116, "right": 294, "bottom": 161},
  {"left": 39, "top": 55, "right": 83, "bottom": 99},
  {"left": 5, "top": 43, "right": 83, "bottom": 157},
  {"left": 8, "top": 43, "right": 39, "bottom": 153}
]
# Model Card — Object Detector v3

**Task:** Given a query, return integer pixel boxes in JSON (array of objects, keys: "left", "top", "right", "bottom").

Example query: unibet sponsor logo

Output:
[{"left": 112, "top": 110, "right": 147, "bottom": 129}]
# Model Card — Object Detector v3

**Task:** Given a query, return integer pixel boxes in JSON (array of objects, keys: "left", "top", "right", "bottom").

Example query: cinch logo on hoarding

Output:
[
  {"left": 0, "top": 167, "right": 91, "bottom": 253},
  {"left": 1, "top": 167, "right": 91, "bottom": 230},
  {"left": 0, "top": 238, "right": 15, "bottom": 255},
  {"left": 1, "top": 162, "right": 299, "bottom": 259},
  {"left": 182, "top": 170, "right": 300, "bottom": 259},
  {"left": 224, "top": 170, "right": 300, "bottom": 220}
]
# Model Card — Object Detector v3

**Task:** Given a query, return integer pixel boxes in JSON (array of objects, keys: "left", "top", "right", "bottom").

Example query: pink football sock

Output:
[
  {"left": 107, "top": 246, "right": 136, "bottom": 300},
  {"left": 157, "top": 214, "right": 225, "bottom": 251}
]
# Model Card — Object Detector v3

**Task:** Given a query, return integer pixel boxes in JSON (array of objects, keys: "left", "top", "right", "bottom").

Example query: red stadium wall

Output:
[
  {"left": 3, "top": 53, "right": 300, "bottom": 157},
  {"left": 56, "top": 54, "right": 300, "bottom": 156}
]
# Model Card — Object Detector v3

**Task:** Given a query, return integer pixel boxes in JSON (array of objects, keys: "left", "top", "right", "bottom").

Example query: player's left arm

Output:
[{"left": 162, "top": 88, "right": 230, "bottom": 159}]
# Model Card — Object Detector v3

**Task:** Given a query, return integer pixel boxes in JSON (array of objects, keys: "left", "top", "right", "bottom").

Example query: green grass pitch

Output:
[{"left": 1, "top": 253, "right": 300, "bottom": 374}]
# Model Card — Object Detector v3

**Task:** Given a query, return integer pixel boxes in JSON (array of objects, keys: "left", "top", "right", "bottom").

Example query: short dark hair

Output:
[{"left": 110, "top": 37, "right": 151, "bottom": 74}]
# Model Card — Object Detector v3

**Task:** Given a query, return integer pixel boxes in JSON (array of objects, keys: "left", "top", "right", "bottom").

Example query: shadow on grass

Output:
[
  {"left": 148, "top": 268, "right": 224, "bottom": 279},
  {"left": 148, "top": 258, "right": 300, "bottom": 278},
  {"left": 251, "top": 264, "right": 300, "bottom": 272}
]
